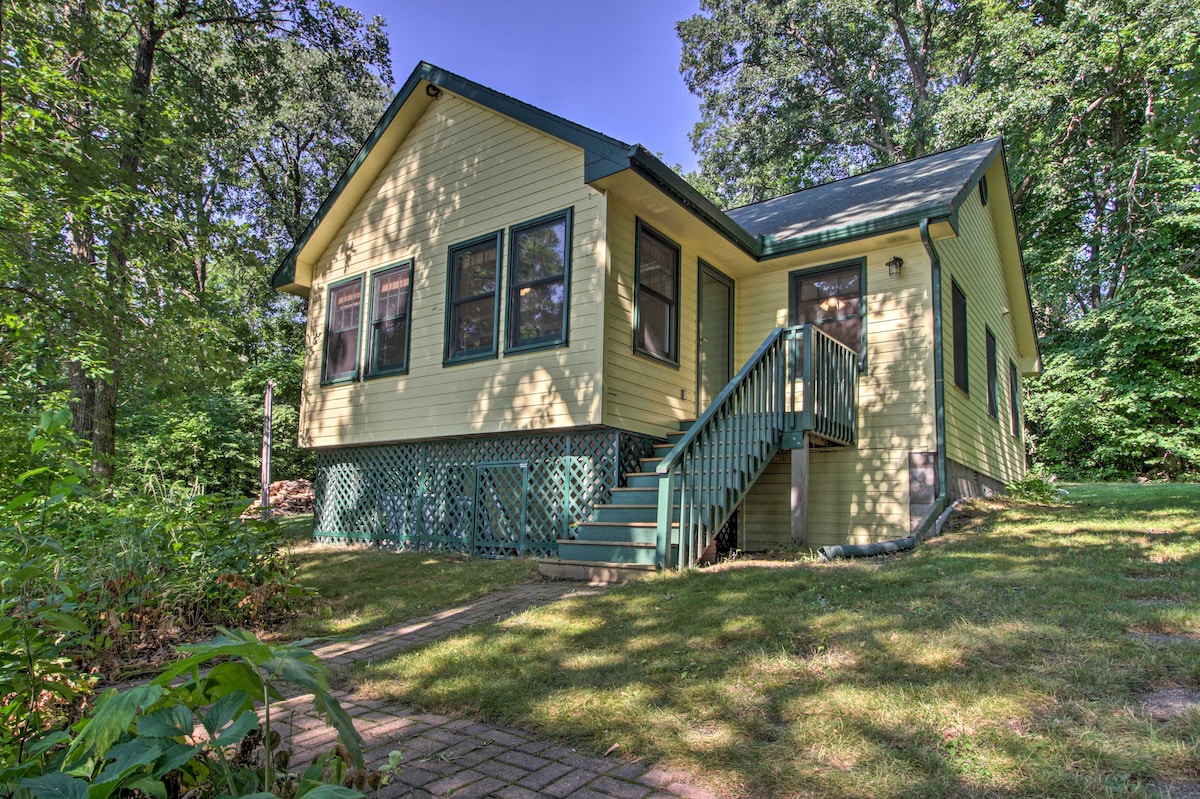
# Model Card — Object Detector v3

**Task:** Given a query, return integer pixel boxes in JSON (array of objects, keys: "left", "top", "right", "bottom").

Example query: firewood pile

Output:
[{"left": 242, "top": 479, "right": 315, "bottom": 518}]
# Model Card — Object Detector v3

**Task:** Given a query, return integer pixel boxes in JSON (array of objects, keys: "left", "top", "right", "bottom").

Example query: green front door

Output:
[{"left": 697, "top": 262, "right": 734, "bottom": 413}]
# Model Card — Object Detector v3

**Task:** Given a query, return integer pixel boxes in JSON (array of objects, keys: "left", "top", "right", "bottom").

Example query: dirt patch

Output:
[
  {"left": 1152, "top": 781, "right": 1200, "bottom": 798},
  {"left": 1140, "top": 687, "right": 1200, "bottom": 721},
  {"left": 1134, "top": 597, "right": 1181, "bottom": 606},
  {"left": 1130, "top": 632, "right": 1200, "bottom": 646}
]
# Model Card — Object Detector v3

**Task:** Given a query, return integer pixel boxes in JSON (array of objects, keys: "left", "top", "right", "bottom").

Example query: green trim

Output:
[
  {"left": 995, "top": 140, "right": 1044, "bottom": 373},
  {"left": 365, "top": 259, "right": 415, "bottom": 379},
  {"left": 320, "top": 275, "right": 364, "bottom": 385},
  {"left": 504, "top": 207, "right": 573, "bottom": 355},
  {"left": 633, "top": 218, "right": 681, "bottom": 368},
  {"left": 444, "top": 230, "right": 503, "bottom": 366},
  {"left": 921, "top": 218, "right": 949, "bottom": 503},
  {"left": 627, "top": 147, "right": 761, "bottom": 255},
  {"left": 786, "top": 258, "right": 868, "bottom": 371},
  {"left": 272, "top": 62, "right": 634, "bottom": 289}
]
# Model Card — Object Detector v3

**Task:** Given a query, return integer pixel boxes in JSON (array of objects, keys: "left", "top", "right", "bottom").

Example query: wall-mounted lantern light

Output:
[{"left": 887, "top": 256, "right": 904, "bottom": 277}]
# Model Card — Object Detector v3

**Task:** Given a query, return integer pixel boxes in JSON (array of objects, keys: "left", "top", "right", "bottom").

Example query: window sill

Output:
[
  {"left": 505, "top": 339, "right": 567, "bottom": 357},
  {"left": 320, "top": 374, "right": 359, "bottom": 387},
  {"left": 365, "top": 366, "right": 409, "bottom": 380},
  {"left": 633, "top": 346, "right": 680, "bottom": 369},
  {"left": 443, "top": 350, "right": 498, "bottom": 367}
]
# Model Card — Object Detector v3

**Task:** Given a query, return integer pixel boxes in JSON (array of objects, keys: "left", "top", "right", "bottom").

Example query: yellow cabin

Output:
[{"left": 272, "top": 62, "right": 1041, "bottom": 579}]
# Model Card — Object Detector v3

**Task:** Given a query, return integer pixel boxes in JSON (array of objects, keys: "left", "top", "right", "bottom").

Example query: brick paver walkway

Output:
[{"left": 274, "top": 582, "right": 719, "bottom": 799}]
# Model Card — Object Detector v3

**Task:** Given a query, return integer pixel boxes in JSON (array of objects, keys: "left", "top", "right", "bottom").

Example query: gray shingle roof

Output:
[{"left": 726, "top": 138, "right": 1002, "bottom": 247}]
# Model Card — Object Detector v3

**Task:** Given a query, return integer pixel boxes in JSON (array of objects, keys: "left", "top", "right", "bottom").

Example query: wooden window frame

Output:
[
  {"left": 986, "top": 326, "right": 998, "bottom": 419},
  {"left": 634, "top": 219, "right": 681, "bottom": 367},
  {"left": 444, "top": 231, "right": 502, "bottom": 366},
  {"left": 952, "top": 279, "right": 968, "bottom": 394},
  {"left": 505, "top": 208, "right": 572, "bottom": 355},
  {"left": 321, "top": 275, "right": 364, "bottom": 385},
  {"left": 366, "top": 260, "right": 414, "bottom": 378}
]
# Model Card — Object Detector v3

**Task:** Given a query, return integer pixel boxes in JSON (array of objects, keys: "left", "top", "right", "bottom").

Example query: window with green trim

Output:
[
  {"left": 986, "top": 326, "right": 998, "bottom": 418},
  {"left": 789, "top": 261, "right": 865, "bottom": 356},
  {"left": 445, "top": 232, "right": 501, "bottom": 363},
  {"left": 635, "top": 221, "right": 680, "bottom": 364},
  {"left": 1009, "top": 360, "right": 1021, "bottom": 437},
  {"left": 507, "top": 210, "right": 571, "bottom": 352},
  {"left": 368, "top": 262, "right": 413, "bottom": 376},
  {"left": 952, "top": 279, "right": 968, "bottom": 393},
  {"left": 322, "top": 277, "right": 363, "bottom": 383}
]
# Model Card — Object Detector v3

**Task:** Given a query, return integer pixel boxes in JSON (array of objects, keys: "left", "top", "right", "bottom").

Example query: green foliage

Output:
[
  {"left": 679, "top": 0, "right": 1200, "bottom": 478},
  {"left": 2, "top": 628, "right": 384, "bottom": 799},
  {"left": 1004, "top": 471, "right": 1063, "bottom": 504}
]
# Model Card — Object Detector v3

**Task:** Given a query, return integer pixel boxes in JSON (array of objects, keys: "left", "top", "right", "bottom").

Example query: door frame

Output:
[{"left": 696, "top": 260, "right": 735, "bottom": 414}]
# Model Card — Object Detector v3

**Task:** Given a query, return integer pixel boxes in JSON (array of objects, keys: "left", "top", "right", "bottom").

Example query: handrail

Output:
[{"left": 654, "top": 325, "right": 858, "bottom": 569}]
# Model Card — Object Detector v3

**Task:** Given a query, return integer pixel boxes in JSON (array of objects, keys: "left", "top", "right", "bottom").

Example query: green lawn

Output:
[
  {"left": 346, "top": 484, "right": 1200, "bottom": 798},
  {"left": 274, "top": 516, "right": 540, "bottom": 639}
]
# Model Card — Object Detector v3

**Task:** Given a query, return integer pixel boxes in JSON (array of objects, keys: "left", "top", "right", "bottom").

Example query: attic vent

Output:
[{"left": 978, "top": 176, "right": 989, "bottom": 206}]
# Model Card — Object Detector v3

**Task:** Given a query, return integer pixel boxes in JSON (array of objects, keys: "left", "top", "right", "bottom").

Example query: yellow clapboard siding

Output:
[
  {"left": 937, "top": 179, "right": 1027, "bottom": 485},
  {"left": 300, "top": 94, "right": 604, "bottom": 448},
  {"left": 735, "top": 243, "right": 935, "bottom": 542}
]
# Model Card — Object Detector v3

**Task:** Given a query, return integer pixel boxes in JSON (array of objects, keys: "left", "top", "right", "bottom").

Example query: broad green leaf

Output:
[
  {"left": 18, "top": 772, "right": 89, "bottom": 799},
  {"left": 64, "top": 684, "right": 163, "bottom": 768},
  {"left": 137, "top": 705, "right": 194, "bottom": 739}
]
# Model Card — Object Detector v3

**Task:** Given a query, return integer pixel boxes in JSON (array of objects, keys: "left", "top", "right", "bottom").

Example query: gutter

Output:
[{"left": 814, "top": 217, "right": 953, "bottom": 562}]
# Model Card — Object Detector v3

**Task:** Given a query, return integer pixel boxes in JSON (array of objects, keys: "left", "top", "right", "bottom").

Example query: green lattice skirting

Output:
[{"left": 313, "top": 428, "right": 658, "bottom": 558}]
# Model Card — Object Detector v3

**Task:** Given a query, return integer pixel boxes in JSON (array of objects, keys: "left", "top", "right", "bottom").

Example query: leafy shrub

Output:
[
  {"left": 2, "top": 629, "right": 395, "bottom": 799},
  {"left": 1005, "top": 471, "right": 1064, "bottom": 504}
]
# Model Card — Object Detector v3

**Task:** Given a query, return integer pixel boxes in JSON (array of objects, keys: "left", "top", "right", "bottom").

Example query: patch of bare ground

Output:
[
  {"left": 1140, "top": 687, "right": 1200, "bottom": 721},
  {"left": 1128, "top": 630, "right": 1200, "bottom": 646},
  {"left": 1152, "top": 781, "right": 1200, "bottom": 799},
  {"left": 1134, "top": 597, "right": 1181, "bottom": 606}
]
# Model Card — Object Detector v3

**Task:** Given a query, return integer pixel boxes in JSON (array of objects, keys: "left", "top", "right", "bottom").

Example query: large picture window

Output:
[
  {"left": 952, "top": 279, "right": 968, "bottom": 393},
  {"left": 789, "top": 260, "right": 865, "bottom": 356},
  {"left": 322, "top": 277, "right": 363, "bottom": 383},
  {"left": 507, "top": 209, "right": 571, "bottom": 352},
  {"left": 368, "top": 261, "right": 413, "bottom": 376},
  {"left": 635, "top": 221, "right": 680, "bottom": 365},
  {"left": 445, "top": 232, "right": 501, "bottom": 364}
]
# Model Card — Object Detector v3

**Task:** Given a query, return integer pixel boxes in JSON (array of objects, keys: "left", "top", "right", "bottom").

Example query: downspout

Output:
[{"left": 817, "top": 218, "right": 951, "bottom": 561}]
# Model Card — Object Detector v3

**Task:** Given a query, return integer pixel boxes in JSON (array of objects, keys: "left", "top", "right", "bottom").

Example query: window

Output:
[
  {"left": 952, "top": 279, "right": 968, "bottom": 393},
  {"left": 507, "top": 209, "right": 571, "bottom": 352},
  {"left": 368, "top": 262, "right": 413, "bottom": 376},
  {"left": 1009, "top": 360, "right": 1021, "bottom": 437},
  {"left": 979, "top": 176, "right": 989, "bottom": 206},
  {"left": 445, "top": 232, "right": 501, "bottom": 364},
  {"left": 635, "top": 221, "right": 680, "bottom": 364},
  {"left": 789, "top": 260, "right": 865, "bottom": 356},
  {"left": 986, "top": 326, "right": 998, "bottom": 418},
  {"left": 322, "top": 277, "right": 363, "bottom": 383}
]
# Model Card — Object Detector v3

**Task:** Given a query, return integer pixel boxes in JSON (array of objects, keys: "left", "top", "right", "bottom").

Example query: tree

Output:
[
  {"left": 1, "top": 0, "right": 391, "bottom": 487},
  {"left": 678, "top": 0, "right": 1200, "bottom": 476}
]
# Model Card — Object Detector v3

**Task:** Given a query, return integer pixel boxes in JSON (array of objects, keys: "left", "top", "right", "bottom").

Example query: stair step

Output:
[
  {"left": 592, "top": 504, "right": 668, "bottom": 523},
  {"left": 556, "top": 539, "right": 658, "bottom": 566},
  {"left": 572, "top": 521, "right": 658, "bottom": 543},
  {"left": 623, "top": 472, "right": 664, "bottom": 488},
  {"left": 537, "top": 559, "right": 656, "bottom": 584}
]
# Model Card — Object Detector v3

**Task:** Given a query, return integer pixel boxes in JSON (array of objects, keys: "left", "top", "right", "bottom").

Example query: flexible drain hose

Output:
[{"left": 817, "top": 536, "right": 916, "bottom": 561}]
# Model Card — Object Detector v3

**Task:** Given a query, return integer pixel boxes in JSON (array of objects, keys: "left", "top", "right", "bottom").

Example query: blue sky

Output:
[{"left": 338, "top": 0, "right": 704, "bottom": 173}]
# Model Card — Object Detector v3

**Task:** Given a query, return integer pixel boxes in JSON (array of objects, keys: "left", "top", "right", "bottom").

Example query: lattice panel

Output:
[
  {"left": 313, "top": 429, "right": 659, "bottom": 557},
  {"left": 474, "top": 463, "right": 526, "bottom": 558}
]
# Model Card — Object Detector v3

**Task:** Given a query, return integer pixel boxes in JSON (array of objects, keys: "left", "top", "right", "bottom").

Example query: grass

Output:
[
  {"left": 346, "top": 484, "right": 1200, "bottom": 798},
  {"left": 272, "top": 515, "right": 540, "bottom": 639}
]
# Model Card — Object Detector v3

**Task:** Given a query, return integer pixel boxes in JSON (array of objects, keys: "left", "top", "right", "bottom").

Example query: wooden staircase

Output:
[
  {"left": 538, "top": 324, "right": 860, "bottom": 583},
  {"left": 538, "top": 423, "right": 691, "bottom": 583}
]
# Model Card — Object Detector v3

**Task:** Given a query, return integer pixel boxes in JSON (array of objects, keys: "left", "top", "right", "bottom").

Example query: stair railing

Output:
[{"left": 654, "top": 325, "right": 859, "bottom": 569}]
